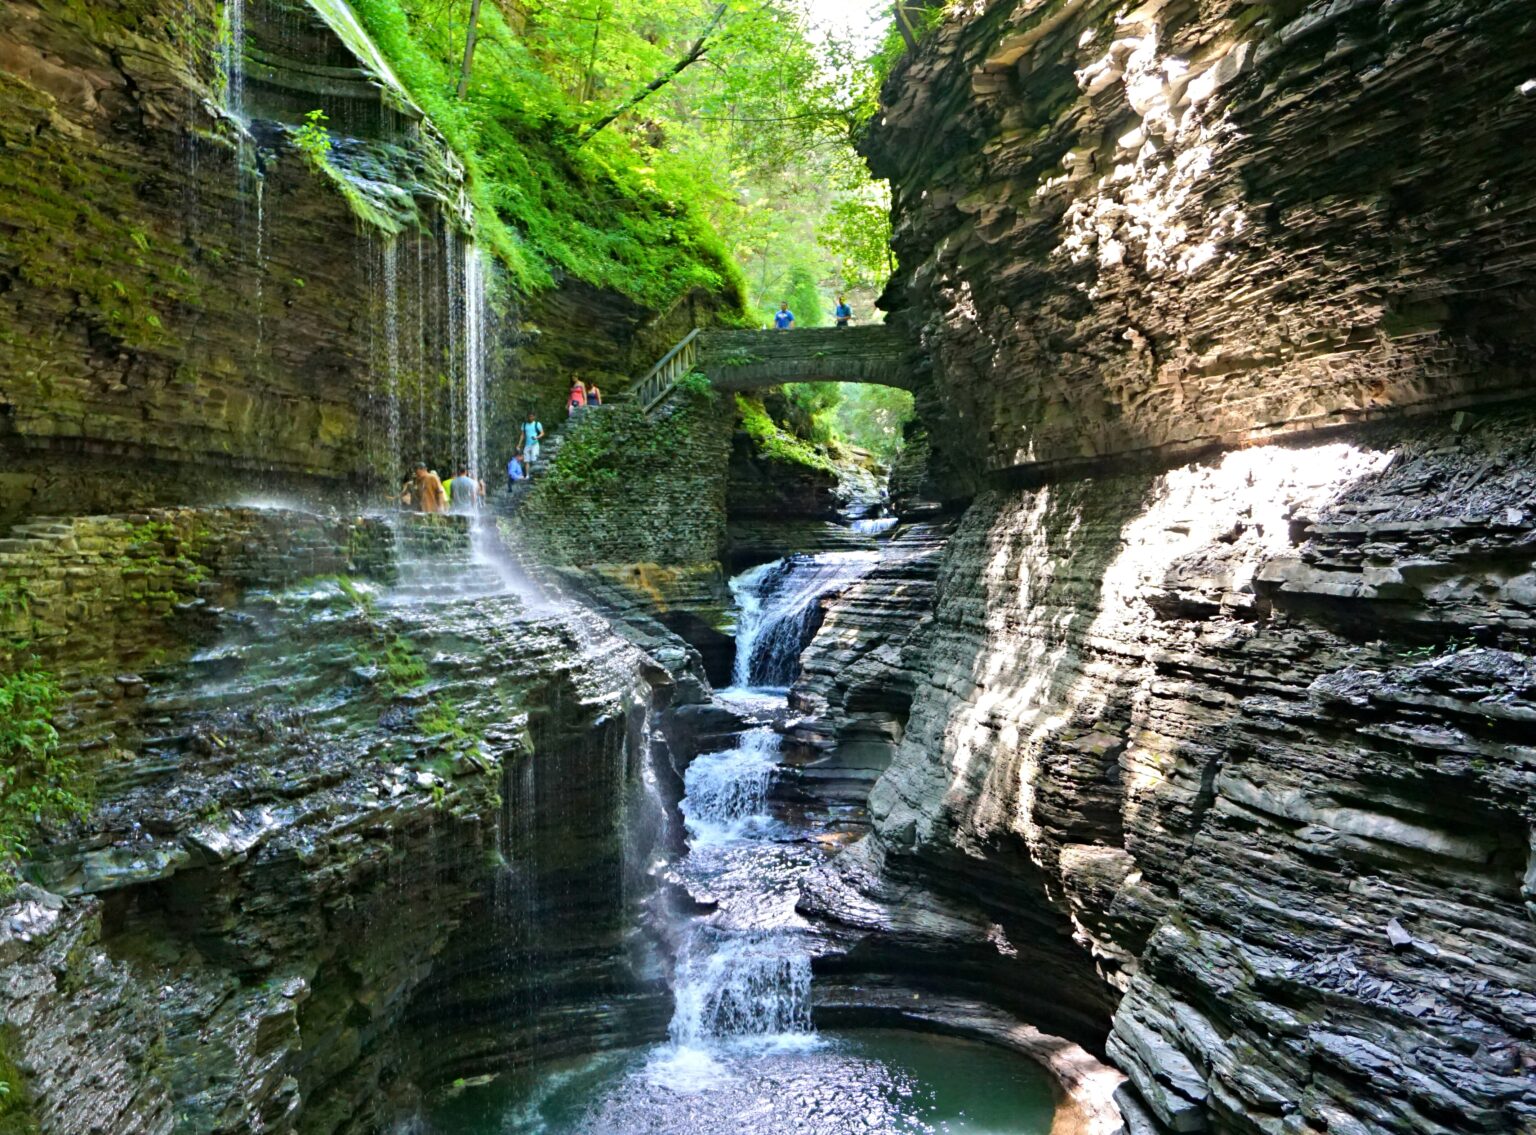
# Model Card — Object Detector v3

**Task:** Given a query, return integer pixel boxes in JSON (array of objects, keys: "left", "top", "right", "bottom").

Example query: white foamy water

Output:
[
  {"left": 679, "top": 730, "right": 780, "bottom": 846},
  {"left": 728, "top": 552, "right": 877, "bottom": 688}
]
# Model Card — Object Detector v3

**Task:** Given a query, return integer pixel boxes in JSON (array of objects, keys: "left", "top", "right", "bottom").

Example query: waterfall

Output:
[
  {"left": 383, "top": 239, "right": 402, "bottom": 467},
  {"left": 729, "top": 552, "right": 878, "bottom": 689},
  {"left": 463, "top": 242, "right": 487, "bottom": 480},
  {"left": 850, "top": 516, "right": 897, "bottom": 536},
  {"left": 667, "top": 935, "right": 814, "bottom": 1048},
  {"left": 679, "top": 730, "right": 779, "bottom": 845},
  {"left": 221, "top": 0, "right": 247, "bottom": 127},
  {"left": 650, "top": 727, "right": 818, "bottom": 1089}
]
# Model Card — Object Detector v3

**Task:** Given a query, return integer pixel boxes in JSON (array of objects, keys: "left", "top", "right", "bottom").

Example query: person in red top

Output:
[{"left": 568, "top": 377, "right": 588, "bottom": 417}]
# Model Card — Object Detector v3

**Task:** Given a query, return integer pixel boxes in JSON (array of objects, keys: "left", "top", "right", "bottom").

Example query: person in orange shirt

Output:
[{"left": 407, "top": 463, "right": 447, "bottom": 513}]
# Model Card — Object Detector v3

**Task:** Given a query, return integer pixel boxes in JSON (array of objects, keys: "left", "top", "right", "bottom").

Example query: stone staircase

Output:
[{"left": 491, "top": 404, "right": 613, "bottom": 517}]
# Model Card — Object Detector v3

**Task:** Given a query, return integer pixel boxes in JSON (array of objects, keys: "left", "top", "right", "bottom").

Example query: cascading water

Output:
[
  {"left": 463, "top": 242, "right": 487, "bottom": 481},
  {"left": 850, "top": 515, "right": 898, "bottom": 536},
  {"left": 729, "top": 552, "right": 878, "bottom": 688},
  {"left": 221, "top": 0, "right": 247, "bottom": 127},
  {"left": 650, "top": 727, "right": 820, "bottom": 1089}
]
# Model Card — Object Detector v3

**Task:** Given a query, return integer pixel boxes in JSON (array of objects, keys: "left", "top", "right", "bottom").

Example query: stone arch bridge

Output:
[{"left": 630, "top": 326, "right": 917, "bottom": 412}]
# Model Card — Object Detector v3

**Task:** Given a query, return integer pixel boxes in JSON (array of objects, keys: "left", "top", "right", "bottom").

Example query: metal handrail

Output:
[{"left": 631, "top": 328, "right": 701, "bottom": 414}]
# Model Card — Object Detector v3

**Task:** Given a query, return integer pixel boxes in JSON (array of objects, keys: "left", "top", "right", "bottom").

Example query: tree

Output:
[
  {"left": 579, "top": 2, "right": 728, "bottom": 141},
  {"left": 456, "top": 0, "right": 483, "bottom": 99}
]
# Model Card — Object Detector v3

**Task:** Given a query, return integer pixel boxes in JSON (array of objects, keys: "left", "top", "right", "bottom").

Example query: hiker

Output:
[
  {"left": 507, "top": 452, "right": 526, "bottom": 488},
  {"left": 773, "top": 302, "right": 795, "bottom": 330},
  {"left": 448, "top": 467, "right": 481, "bottom": 514},
  {"left": 568, "top": 377, "right": 588, "bottom": 416},
  {"left": 587, "top": 382, "right": 602, "bottom": 406},
  {"left": 521, "top": 412, "right": 545, "bottom": 467},
  {"left": 834, "top": 294, "right": 853, "bottom": 329},
  {"left": 407, "top": 464, "right": 446, "bottom": 513}
]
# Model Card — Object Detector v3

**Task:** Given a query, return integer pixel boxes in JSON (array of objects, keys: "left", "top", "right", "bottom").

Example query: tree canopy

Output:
[{"left": 348, "top": 0, "right": 901, "bottom": 320}]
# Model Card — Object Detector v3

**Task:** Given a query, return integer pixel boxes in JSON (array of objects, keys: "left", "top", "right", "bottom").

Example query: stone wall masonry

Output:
[
  {"left": 512, "top": 393, "right": 735, "bottom": 569},
  {"left": 698, "top": 327, "right": 918, "bottom": 392},
  {"left": 869, "top": 0, "right": 1536, "bottom": 490},
  {"left": 803, "top": 407, "right": 1536, "bottom": 1135}
]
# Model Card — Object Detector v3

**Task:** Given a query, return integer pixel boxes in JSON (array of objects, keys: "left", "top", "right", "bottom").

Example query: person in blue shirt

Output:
[
  {"left": 834, "top": 294, "right": 852, "bottom": 328},
  {"left": 506, "top": 453, "right": 526, "bottom": 489},
  {"left": 773, "top": 302, "right": 794, "bottom": 330}
]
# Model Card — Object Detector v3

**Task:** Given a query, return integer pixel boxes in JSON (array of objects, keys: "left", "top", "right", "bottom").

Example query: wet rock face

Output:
[
  {"left": 0, "top": 508, "right": 669, "bottom": 1134},
  {"left": 808, "top": 409, "right": 1536, "bottom": 1134},
  {"left": 869, "top": 0, "right": 1536, "bottom": 490},
  {"left": 0, "top": 0, "right": 714, "bottom": 525}
]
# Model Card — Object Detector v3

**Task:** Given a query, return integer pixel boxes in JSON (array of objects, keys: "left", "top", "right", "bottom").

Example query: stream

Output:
[{"left": 428, "top": 553, "right": 1058, "bottom": 1134}]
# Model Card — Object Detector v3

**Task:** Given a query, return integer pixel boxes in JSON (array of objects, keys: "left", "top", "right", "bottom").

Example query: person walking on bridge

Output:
[
  {"left": 834, "top": 294, "right": 853, "bottom": 329},
  {"left": 773, "top": 302, "right": 795, "bottom": 330}
]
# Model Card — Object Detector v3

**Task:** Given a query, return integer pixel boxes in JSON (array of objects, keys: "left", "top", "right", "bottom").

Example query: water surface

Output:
[{"left": 428, "top": 1028, "right": 1058, "bottom": 1135}]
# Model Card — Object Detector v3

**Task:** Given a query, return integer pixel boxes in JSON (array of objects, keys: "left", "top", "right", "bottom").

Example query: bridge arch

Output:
[{"left": 697, "top": 327, "right": 917, "bottom": 393}]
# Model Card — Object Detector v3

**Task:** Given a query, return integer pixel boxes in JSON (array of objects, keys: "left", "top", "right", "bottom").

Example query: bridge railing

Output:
[{"left": 630, "top": 328, "right": 701, "bottom": 414}]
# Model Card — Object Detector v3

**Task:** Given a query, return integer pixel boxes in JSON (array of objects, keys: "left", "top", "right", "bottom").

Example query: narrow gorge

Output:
[{"left": 1, "top": 0, "right": 1532, "bottom": 1134}]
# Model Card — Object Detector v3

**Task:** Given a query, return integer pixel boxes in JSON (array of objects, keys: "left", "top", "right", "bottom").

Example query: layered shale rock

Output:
[
  {"left": 783, "top": 522, "right": 953, "bottom": 835},
  {"left": 0, "top": 509, "right": 674, "bottom": 1133},
  {"left": 806, "top": 411, "right": 1536, "bottom": 1134},
  {"left": 870, "top": 0, "right": 1536, "bottom": 492},
  {"left": 826, "top": 2, "right": 1536, "bottom": 1130}
]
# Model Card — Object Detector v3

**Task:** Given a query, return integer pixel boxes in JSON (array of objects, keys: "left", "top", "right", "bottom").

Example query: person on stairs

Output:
[
  {"left": 568, "top": 377, "right": 588, "bottom": 417},
  {"left": 774, "top": 302, "right": 795, "bottom": 330},
  {"left": 448, "top": 467, "right": 482, "bottom": 514},
  {"left": 522, "top": 412, "right": 545, "bottom": 468},
  {"left": 506, "top": 452, "right": 526, "bottom": 489},
  {"left": 407, "top": 464, "right": 446, "bottom": 513},
  {"left": 587, "top": 381, "right": 602, "bottom": 406}
]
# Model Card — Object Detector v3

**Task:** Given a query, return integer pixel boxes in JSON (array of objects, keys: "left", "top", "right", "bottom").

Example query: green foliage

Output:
[
  {"left": 833, "top": 383, "right": 915, "bottom": 462},
  {"left": 674, "top": 370, "right": 716, "bottom": 399},
  {"left": 343, "top": 0, "right": 900, "bottom": 314},
  {"left": 418, "top": 698, "right": 482, "bottom": 754},
  {"left": 0, "top": 1023, "right": 38, "bottom": 1134},
  {"left": 348, "top": 0, "right": 750, "bottom": 308},
  {"left": 735, "top": 393, "right": 838, "bottom": 476},
  {"left": 0, "top": 667, "right": 86, "bottom": 895},
  {"left": 379, "top": 636, "right": 428, "bottom": 693},
  {"left": 293, "top": 108, "right": 333, "bottom": 164},
  {"left": 783, "top": 263, "right": 825, "bottom": 329}
]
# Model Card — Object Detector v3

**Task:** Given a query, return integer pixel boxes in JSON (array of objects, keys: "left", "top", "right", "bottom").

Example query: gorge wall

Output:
[
  {"left": 795, "top": 0, "right": 1536, "bottom": 1132},
  {"left": 0, "top": 0, "right": 713, "bottom": 524}
]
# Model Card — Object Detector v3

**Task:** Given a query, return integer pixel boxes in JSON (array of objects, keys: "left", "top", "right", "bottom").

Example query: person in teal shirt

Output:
[{"left": 521, "top": 412, "right": 544, "bottom": 466}]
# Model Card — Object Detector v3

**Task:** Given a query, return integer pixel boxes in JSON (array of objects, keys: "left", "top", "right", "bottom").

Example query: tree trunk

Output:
[
  {"left": 581, "top": 2, "right": 606, "bottom": 103},
  {"left": 893, "top": 3, "right": 919, "bottom": 51},
  {"left": 456, "top": 0, "right": 484, "bottom": 100},
  {"left": 580, "top": 3, "right": 727, "bottom": 142}
]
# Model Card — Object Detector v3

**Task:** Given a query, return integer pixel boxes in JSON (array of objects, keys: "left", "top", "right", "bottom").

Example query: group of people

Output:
[
  {"left": 400, "top": 464, "right": 485, "bottom": 514},
  {"left": 566, "top": 377, "right": 602, "bottom": 415},
  {"left": 773, "top": 294, "right": 855, "bottom": 331},
  {"left": 503, "top": 376, "right": 602, "bottom": 489}
]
